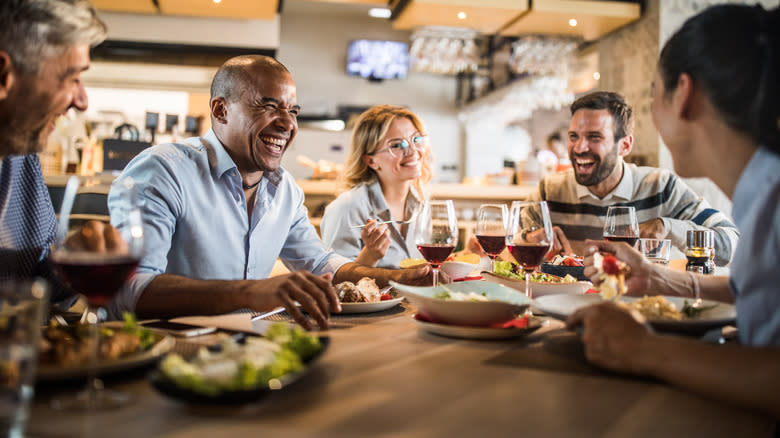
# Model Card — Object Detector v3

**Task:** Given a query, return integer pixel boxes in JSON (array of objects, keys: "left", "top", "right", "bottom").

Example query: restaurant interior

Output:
[{"left": 21, "top": 0, "right": 779, "bottom": 437}]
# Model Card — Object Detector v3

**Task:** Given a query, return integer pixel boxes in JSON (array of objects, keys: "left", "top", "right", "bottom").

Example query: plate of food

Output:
[
  {"left": 389, "top": 280, "right": 531, "bottom": 327},
  {"left": 533, "top": 294, "right": 736, "bottom": 333},
  {"left": 412, "top": 313, "right": 543, "bottom": 340},
  {"left": 541, "top": 254, "right": 588, "bottom": 281},
  {"left": 482, "top": 261, "right": 592, "bottom": 297},
  {"left": 37, "top": 314, "right": 175, "bottom": 382},
  {"left": 335, "top": 278, "right": 404, "bottom": 314},
  {"left": 148, "top": 323, "right": 327, "bottom": 404}
]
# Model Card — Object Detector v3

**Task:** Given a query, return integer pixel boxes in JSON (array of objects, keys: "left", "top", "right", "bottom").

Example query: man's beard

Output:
[
  {"left": 571, "top": 145, "right": 619, "bottom": 187},
  {"left": 0, "top": 121, "right": 47, "bottom": 157}
]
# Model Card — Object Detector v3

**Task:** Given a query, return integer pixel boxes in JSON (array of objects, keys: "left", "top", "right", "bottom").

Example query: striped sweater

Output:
[{"left": 530, "top": 163, "right": 739, "bottom": 265}]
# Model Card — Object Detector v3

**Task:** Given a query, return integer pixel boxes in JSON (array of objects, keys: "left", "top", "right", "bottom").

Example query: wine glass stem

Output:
[
  {"left": 524, "top": 270, "right": 533, "bottom": 317},
  {"left": 86, "top": 306, "right": 105, "bottom": 406},
  {"left": 488, "top": 256, "right": 495, "bottom": 273},
  {"left": 432, "top": 267, "right": 439, "bottom": 287}
]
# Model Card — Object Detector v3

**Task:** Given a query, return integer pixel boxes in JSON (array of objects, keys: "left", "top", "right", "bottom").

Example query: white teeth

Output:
[
  {"left": 576, "top": 159, "right": 595, "bottom": 165},
  {"left": 260, "top": 136, "right": 287, "bottom": 147}
]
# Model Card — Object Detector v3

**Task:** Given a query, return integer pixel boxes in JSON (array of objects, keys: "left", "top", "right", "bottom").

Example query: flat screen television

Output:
[{"left": 347, "top": 39, "right": 409, "bottom": 80}]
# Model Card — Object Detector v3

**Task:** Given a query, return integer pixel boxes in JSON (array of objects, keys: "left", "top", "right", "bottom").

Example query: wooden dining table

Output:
[{"left": 27, "top": 301, "right": 774, "bottom": 438}]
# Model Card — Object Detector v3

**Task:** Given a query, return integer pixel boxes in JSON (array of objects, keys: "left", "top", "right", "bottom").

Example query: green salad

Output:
[
  {"left": 493, "top": 261, "right": 577, "bottom": 283},
  {"left": 159, "top": 323, "right": 322, "bottom": 396}
]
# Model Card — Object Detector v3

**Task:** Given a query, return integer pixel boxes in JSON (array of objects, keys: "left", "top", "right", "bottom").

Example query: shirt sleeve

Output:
[
  {"left": 106, "top": 150, "right": 183, "bottom": 316},
  {"left": 320, "top": 191, "right": 369, "bottom": 261},
  {"left": 660, "top": 176, "right": 739, "bottom": 266},
  {"left": 278, "top": 186, "right": 350, "bottom": 276}
]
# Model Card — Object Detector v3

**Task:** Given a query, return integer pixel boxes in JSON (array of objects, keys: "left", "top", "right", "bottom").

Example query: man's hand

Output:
[
  {"left": 356, "top": 220, "right": 391, "bottom": 266},
  {"left": 390, "top": 264, "right": 432, "bottom": 286},
  {"left": 582, "top": 239, "right": 653, "bottom": 295},
  {"left": 65, "top": 220, "right": 128, "bottom": 253},
  {"left": 566, "top": 301, "right": 653, "bottom": 375},
  {"left": 527, "top": 226, "right": 574, "bottom": 257},
  {"left": 639, "top": 218, "right": 667, "bottom": 239},
  {"left": 248, "top": 271, "right": 340, "bottom": 331}
]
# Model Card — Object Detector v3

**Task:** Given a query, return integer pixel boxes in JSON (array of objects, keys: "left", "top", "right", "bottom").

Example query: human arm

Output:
[
  {"left": 354, "top": 220, "right": 391, "bottom": 267},
  {"left": 567, "top": 302, "right": 780, "bottom": 419},
  {"left": 582, "top": 239, "right": 734, "bottom": 303},
  {"left": 333, "top": 262, "right": 432, "bottom": 287},
  {"left": 135, "top": 272, "right": 340, "bottom": 331}
]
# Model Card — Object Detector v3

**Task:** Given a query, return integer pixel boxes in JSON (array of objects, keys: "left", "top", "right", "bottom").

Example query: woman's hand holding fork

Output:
[{"left": 354, "top": 219, "right": 391, "bottom": 267}]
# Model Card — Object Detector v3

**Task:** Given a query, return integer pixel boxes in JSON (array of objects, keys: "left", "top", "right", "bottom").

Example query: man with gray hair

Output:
[{"left": 0, "top": 0, "right": 107, "bottom": 307}]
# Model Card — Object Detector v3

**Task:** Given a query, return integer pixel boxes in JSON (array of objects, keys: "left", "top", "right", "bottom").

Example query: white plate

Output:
[
  {"left": 481, "top": 271, "right": 592, "bottom": 297},
  {"left": 390, "top": 280, "right": 531, "bottom": 327},
  {"left": 533, "top": 294, "right": 736, "bottom": 333},
  {"left": 412, "top": 314, "right": 542, "bottom": 340},
  {"left": 338, "top": 296, "right": 404, "bottom": 314},
  {"left": 37, "top": 333, "right": 175, "bottom": 381}
]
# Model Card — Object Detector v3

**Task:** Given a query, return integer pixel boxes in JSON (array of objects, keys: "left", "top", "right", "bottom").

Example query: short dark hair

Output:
[
  {"left": 570, "top": 91, "right": 634, "bottom": 141},
  {"left": 547, "top": 132, "right": 561, "bottom": 144},
  {"left": 210, "top": 55, "right": 289, "bottom": 103},
  {"left": 658, "top": 4, "right": 779, "bottom": 151}
]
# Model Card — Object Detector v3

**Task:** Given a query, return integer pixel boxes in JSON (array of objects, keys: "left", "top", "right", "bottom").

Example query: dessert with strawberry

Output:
[{"left": 591, "top": 252, "right": 630, "bottom": 299}]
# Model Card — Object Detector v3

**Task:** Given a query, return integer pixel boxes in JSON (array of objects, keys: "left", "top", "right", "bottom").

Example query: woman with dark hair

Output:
[
  {"left": 568, "top": 4, "right": 780, "bottom": 418},
  {"left": 321, "top": 105, "right": 433, "bottom": 268}
]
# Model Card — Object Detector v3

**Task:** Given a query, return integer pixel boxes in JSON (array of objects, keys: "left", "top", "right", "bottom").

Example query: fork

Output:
[{"left": 349, "top": 211, "right": 418, "bottom": 229}]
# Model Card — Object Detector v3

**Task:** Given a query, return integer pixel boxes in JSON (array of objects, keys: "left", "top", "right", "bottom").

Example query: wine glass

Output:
[
  {"left": 507, "top": 201, "right": 553, "bottom": 306},
  {"left": 475, "top": 204, "right": 508, "bottom": 273},
  {"left": 603, "top": 206, "right": 640, "bottom": 248},
  {"left": 414, "top": 200, "right": 459, "bottom": 287},
  {"left": 49, "top": 176, "right": 144, "bottom": 411}
]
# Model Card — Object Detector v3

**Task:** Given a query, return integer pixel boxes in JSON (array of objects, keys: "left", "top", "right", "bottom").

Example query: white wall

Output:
[{"left": 276, "top": 12, "right": 462, "bottom": 182}]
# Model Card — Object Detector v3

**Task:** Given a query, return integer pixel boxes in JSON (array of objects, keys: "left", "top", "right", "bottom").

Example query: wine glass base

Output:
[{"left": 51, "top": 386, "right": 131, "bottom": 412}]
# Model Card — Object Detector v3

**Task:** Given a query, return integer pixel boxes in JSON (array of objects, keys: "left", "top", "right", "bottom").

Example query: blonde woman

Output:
[{"left": 321, "top": 105, "right": 433, "bottom": 268}]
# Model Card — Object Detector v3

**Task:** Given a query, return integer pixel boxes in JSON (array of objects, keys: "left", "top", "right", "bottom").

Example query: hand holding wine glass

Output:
[
  {"left": 475, "top": 204, "right": 508, "bottom": 273},
  {"left": 507, "top": 201, "right": 553, "bottom": 304},
  {"left": 414, "top": 200, "right": 458, "bottom": 287},
  {"left": 50, "top": 176, "right": 144, "bottom": 410},
  {"left": 603, "top": 206, "right": 640, "bottom": 248}
]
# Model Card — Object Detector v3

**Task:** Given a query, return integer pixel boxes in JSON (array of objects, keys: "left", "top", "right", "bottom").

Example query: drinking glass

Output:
[
  {"left": 50, "top": 176, "right": 144, "bottom": 411},
  {"left": 414, "top": 200, "right": 459, "bottom": 287},
  {"left": 603, "top": 206, "right": 639, "bottom": 248},
  {"left": 475, "top": 204, "right": 508, "bottom": 273},
  {"left": 638, "top": 238, "right": 672, "bottom": 266},
  {"left": 507, "top": 201, "right": 553, "bottom": 305}
]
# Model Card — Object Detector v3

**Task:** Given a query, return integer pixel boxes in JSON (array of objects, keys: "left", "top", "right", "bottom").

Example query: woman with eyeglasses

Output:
[{"left": 320, "top": 105, "right": 433, "bottom": 268}]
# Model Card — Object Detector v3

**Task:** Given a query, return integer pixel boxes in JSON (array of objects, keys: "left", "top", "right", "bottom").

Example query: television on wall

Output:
[{"left": 346, "top": 39, "right": 409, "bottom": 80}]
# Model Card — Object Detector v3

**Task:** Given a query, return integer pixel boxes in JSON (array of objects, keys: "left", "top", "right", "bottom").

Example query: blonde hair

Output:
[{"left": 341, "top": 105, "right": 433, "bottom": 197}]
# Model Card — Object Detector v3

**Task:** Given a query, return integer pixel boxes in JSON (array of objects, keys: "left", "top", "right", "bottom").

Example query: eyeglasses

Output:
[{"left": 373, "top": 135, "right": 428, "bottom": 158}]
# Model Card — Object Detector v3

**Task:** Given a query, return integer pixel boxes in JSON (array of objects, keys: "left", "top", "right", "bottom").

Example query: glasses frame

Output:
[{"left": 373, "top": 134, "right": 428, "bottom": 158}]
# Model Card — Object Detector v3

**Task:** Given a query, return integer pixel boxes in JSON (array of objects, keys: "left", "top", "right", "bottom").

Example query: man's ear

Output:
[
  {"left": 0, "top": 52, "right": 15, "bottom": 101},
  {"left": 673, "top": 73, "right": 695, "bottom": 120},
  {"left": 618, "top": 134, "right": 633, "bottom": 157},
  {"left": 210, "top": 97, "right": 227, "bottom": 124}
]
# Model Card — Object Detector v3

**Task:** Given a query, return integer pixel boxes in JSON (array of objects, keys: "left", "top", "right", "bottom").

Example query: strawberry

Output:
[
  {"left": 562, "top": 257, "right": 583, "bottom": 267},
  {"left": 380, "top": 293, "right": 393, "bottom": 301},
  {"left": 602, "top": 255, "right": 621, "bottom": 276}
]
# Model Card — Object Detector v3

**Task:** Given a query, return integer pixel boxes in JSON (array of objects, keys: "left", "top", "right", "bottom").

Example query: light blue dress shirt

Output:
[
  {"left": 320, "top": 180, "right": 423, "bottom": 269},
  {"left": 107, "top": 129, "right": 349, "bottom": 315},
  {"left": 729, "top": 146, "right": 780, "bottom": 346}
]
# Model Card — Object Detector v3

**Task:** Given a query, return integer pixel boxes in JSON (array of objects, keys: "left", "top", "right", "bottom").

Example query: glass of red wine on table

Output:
[
  {"left": 414, "top": 200, "right": 459, "bottom": 287},
  {"left": 507, "top": 201, "right": 554, "bottom": 313},
  {"left": 475, "top": 204, "right": 508, "bottom": 273},
  {"left": 603, "top": 206, "right": 640, "bottom": 248},
  {"left": 50, "top": 176, "right": 144, "bottom": 411}
]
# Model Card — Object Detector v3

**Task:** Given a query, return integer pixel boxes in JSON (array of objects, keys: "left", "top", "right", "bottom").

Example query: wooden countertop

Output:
[{"left": 28, "top": 304, "right": 772, "bottom": 438}]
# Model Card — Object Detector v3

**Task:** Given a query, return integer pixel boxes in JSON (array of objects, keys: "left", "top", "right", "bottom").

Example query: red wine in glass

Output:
[
  {"left": 507, "top": 243, "right": 549, "bottom": 271},
  {"left": 604, "top": 236, "right": 639, "bottom": 247},
  {"left": 476, "top": 235, "right": 506, "bottom": 257},
  {"left": 416, "top": 244, "right": 455, "bottom": 268},
  {"left": 52, "top": 252, "right": 139, "bottom": 307}
]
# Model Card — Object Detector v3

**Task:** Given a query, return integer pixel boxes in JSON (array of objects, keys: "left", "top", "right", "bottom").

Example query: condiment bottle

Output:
[{"left": 686, "top": 230, "right": 714, "bottom": 275}]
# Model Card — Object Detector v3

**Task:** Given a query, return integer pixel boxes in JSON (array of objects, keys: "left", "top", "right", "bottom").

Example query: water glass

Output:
[
  {"left": 639, "top": 238, "right": 672, "bottom": 266},
  {"left": 0, "top": 280, "right": 49, "bottom": 438}
]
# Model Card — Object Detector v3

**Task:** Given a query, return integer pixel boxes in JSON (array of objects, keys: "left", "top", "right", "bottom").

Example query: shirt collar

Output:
[
  {"left": 575, "top": 161, "right": 633, "bottom": 201},
  {"left": 366, "top": 179, "right": 424, "bottom": 217}
]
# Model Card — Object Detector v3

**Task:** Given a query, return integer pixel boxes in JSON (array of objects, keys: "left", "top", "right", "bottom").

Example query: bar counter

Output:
[{"left": 28, "top": 303, "right": 773, "bottom": 438}]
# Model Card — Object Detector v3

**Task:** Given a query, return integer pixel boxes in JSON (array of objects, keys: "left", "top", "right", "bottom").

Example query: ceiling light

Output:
[
  {"left": 593, "top": 72, "right": 601, "bottom": 80},
  {"left": 457, "top": 11, "right": 467, "bottom": 20},
  {"left": 569, "top": 18, "right": 577, "bottom": 27},
  {"left": 368, "top": 8, "right": 391, "bottom": 19},
  {"left": 213, "top": 0, "right": 221, "bottom": 3}
]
